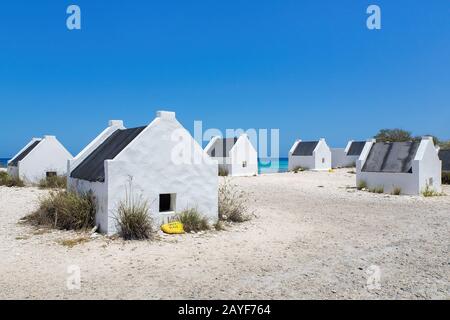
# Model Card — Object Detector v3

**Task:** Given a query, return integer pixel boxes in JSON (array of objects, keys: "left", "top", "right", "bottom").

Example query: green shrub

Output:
[
  {"left": 292, "top": 166, "right": 305, "bottom": 173},
  {"left": 25, "top": 191, "right": 95, "bottom": 230},
  {"left": 115, "top": 193, "right": 153, "bottom": 240},
  {"left": 357, "top": 180, "right": 367, "bottom": 190},
  {"left": 218, "top": 166, "right": 229, "bottom": 176},
  {"left": 175, "top": 208, "right": 210, "bottom": 233},
  {"left": 391, "top": 187, "right": 402, "bottom": 195},
  {"left": 38, "top": 175, "right": 67, "bottom": 189},
  {"left": 442, "top": 172, "right": 450, "bottom": 185},
  {"left": 218, "top": 178, "right": 251, "bottom": 222},
  {"left": 0, "top": 171, "right": 25, "bottom": 187},
  {"left": 422, "top": 184, "right": 443, "bottom": 197}
]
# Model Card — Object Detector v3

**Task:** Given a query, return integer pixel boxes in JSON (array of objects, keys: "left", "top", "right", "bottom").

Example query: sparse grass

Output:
[
  {"left": 115, "top": 191, "right": 154, "bottom": 240},
  {"left": 218, "top": 166, "right": 229, "bottom": 176},
  {"left": 58, "top": 236, "right": 89, "bottom": 248},
  {"left": 24, "top": 190, "right": 96, "bottom": 230},
  {"left": 213, "top": 220, "right": 226, "bottom": 231},
  {"left": 369, "top": 186, "right": 384, "bottom": 194},
  {"left": 357, "top": 180, "right": 367, "bottom": 190},
  {"left": 218, "top": 178, "right": 252, "bottom": 222},
  {"left": 38, "top": 175, "right": 67, "bottom": 189},
  {"left": 292, "top": 166, "right": 305, "bottom": 174},
  {"left": 0, "top": 171, "right": 25, "bottom": 187},
  {"left": 442, "top": 172, "right": 450, "bottom": 185},
  {"left": 422, "top": 184, "right": 443, "bottom": 197},
  {"left": 175, "top": 208, "right": 210, "bottom": 233},
  {"left": 391, "top": 187, "right": 402, "bottom": 196}
]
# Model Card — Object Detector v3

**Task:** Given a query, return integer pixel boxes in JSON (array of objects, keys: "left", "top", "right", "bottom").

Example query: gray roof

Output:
[
  {"left": 362, "top": 141, "right": 420, "bottom": 173},
  {"left": 439, "top": 149, "right": 450, "bottom": 171},
  {"left": 9, "top": 140, "right": 41, "bottom": 167},
  {"left": 207, "top": 137, "right": 238, "bottom": 158},
  {"left": 70, "top": 126, "right": 146, "bottom": 182},
  {"left": 347, "top": 141, "right": 366, "bottom": 156},
  {"left": 292, "top": 141, "right": 319, "bottom": 156}
]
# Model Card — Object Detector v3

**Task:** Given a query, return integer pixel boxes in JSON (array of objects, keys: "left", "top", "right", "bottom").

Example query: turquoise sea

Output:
[
  {"left": 258, "top": 158, "right": 289, "bottom": 174},
  {"left": 0, "top": 157, "right": 289, "bottom": 173}
]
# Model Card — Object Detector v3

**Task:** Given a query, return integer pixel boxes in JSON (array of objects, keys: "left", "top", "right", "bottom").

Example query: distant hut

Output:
[
  {"left": 7, "top": 136, "right": 73, "bottom": 184},
  {"left": 204, "top": 134, "right": 258, "bottom": 176},
  {"left": 288, "top": 138, "right": 331, "bottom": 171},
  {"left": 331, "top": 140, "right": 371, "bottom": 168}
]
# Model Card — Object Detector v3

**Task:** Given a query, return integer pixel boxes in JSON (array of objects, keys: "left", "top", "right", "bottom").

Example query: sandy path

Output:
[{"left": 0, "top": 169, "right": 448, "bottom": 299}]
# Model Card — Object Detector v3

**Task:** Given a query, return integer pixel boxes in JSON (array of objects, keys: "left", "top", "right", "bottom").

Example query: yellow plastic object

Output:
[{"left": 161, "top": 221, "right": 185, "bottom": 234}]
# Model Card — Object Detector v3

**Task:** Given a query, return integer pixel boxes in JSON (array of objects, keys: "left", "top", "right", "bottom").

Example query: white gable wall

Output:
[
  {"left": 228, "top": 134, "right": 258, "bottom": 176},
  {"left": 10, "top": 136, "right": 73, "bottom": 184},
  {"left": 415, "top": 137, "right": 442, "bottom": 193},
  {"left": 97, "top": 111, "right": 218, "bottom": 235},
  {"left": 313, "top": 139, "right": 332, "bottom": 170}
]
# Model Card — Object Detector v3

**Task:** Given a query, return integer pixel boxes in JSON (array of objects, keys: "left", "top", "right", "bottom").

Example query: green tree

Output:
[{"left": 374, "top": 129, "right": 413, "bottom": 142}]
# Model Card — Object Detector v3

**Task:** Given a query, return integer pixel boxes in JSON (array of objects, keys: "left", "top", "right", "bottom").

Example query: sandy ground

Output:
[{"left": 0, "top": 169, "right": 449, "bottom": 299}]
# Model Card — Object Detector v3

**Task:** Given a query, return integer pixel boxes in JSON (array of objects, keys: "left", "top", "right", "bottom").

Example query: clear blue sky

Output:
[{"left": 1, "top": 0, "right": 449, "bottom": 158}]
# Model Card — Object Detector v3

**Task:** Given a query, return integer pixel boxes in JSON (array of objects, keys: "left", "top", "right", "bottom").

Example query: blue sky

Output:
[{"left": 1, "top": 0, "right": 449, "bottom": 157}]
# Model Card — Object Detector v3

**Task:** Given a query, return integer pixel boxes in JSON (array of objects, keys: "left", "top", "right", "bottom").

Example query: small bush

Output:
[
  {"left": 442, "top": 172, "right": 450, "bottom": 185},
  {"left": 292, "top": 166, "right": 305, "bottom": 174},
  {"left": 213, "top": 220, "right": 226, "bottom": 231},
  {"left": 175, "top": 208, "right": 210, "bottom": 233},
  {"left": 218, "top": 166, "right": 229, "bottom": 176},
  {"left": 0, "top": 171, "right": 25, "bottom": 187},
  {"left": 391, "top": 187, "right": 402, "bottom": 195},
  {"left": 422, "top": 184, "right": 443, "bottom": 197},
  {"left": 357, "top": 180, "right": 367, "bottom": 190},
  {"left": 115, "top": 192, "right": 153, "bottom": 240},
  {"left": 369, "top": 186, "right": 384, "bottom": 194},
  {"left": 25, "top": 191, "right": 96, "bottom": 230},
  {"left": 218, "top": 178, "right": 252, "bottom": 222},
  {"left": 38, "top": 175, "right": 67, "bottom": 189}
]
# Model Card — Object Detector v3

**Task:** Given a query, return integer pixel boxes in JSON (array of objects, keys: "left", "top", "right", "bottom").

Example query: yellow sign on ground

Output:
[{"left": 161, "top": 221, "right": 185, "bottom": 234}]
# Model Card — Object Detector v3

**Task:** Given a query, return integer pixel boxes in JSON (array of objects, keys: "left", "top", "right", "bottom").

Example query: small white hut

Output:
[
  {"left": 331, "top": 140, "right": 371, "bottom": 168},
  {"left": 356, "top": 137, "right": 441, "bottom": 195},
  {"left": 288, "top": 138, "right": 331, "bottom": 171},
  {"left": 7, "top": 135, "right": 73, "bottom": 184},
  {"left": 204, "top": 134, "right": 258, "bottom": 176},
  {"left": 68, "top": 111, "right": 218, "bottom": 235}
]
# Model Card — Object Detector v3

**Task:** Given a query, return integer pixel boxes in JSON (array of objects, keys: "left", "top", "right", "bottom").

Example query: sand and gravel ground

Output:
[{"left": 0, "top": 169, "right": 448, "bottom": 299}]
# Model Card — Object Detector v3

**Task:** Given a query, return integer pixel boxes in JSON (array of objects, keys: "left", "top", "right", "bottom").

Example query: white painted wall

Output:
[
  {"left": 8, "top": 136, "right": 73, "bottom": 184},
  {"left": 415, "top": 137, "right": 442, "bottom": 193},
  {"left": 288, "top": 138, "right": 331, "bottom": 171},
  {"left": 356, "top": 137, "right": 441, "bottom": 195},
  {"left": 228, "top": 134, "right": 258, "bottom": 176},
  {"left": 69, "top": 111, "right": 218, "bottom": 235},
  {"left": 331, "top": 148, "right": 346, "bottom": 168}
]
